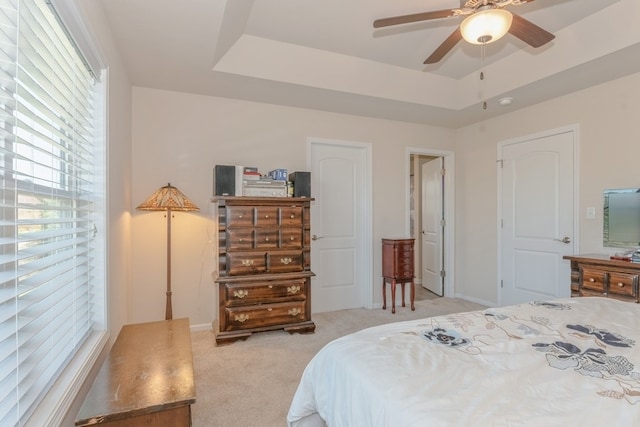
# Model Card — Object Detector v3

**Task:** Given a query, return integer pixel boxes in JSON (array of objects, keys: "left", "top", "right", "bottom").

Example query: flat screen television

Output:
[{"left": 603, "top": 188, "right": 640, "bottom": 248}]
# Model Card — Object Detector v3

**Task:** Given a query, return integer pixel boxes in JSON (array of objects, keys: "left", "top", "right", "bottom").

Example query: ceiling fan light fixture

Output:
[{"left": 460, "top": 9, "right": 513, "bottom": 45}]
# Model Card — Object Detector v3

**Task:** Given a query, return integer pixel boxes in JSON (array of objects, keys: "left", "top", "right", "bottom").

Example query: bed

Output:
[{"left": 287, "top": 297, "right": 640, "bottom": 426}]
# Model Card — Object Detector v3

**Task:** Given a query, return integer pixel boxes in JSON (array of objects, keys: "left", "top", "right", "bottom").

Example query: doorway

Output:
[{"left": 408, "top": 148, "right": 454, "bottom": 298}]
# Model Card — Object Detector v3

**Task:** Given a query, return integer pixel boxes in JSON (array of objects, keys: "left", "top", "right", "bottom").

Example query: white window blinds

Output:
[{"left": 0, "top": 0, "right": 105, "bottom": 425}]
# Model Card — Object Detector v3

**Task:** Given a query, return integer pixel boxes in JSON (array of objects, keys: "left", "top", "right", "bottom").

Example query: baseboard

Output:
[
  {"left": 190, "top": 322, "right": 213, "bottom": 332},
  {"left": 453, "top": 293, "right": 495, "bottom": 308}
]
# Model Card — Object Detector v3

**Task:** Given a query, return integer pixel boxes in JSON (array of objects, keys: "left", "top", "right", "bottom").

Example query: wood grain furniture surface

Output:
[
  {"left": 564, "top": 254, "right": 640, "bottom": 303},
  {"left": 381, "top": 238, "right": 415, "bottom": 313},
  {"left": 213, "top": 196, "right": 315, "bottom": 345},
  {"left": 75, "top": 318, "right": 196, "bottom": 426}
]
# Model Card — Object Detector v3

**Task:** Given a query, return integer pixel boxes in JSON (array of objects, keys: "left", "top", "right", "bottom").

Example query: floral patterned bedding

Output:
[{"left": 287, "top": 297, "right": 640, "bottom": 427}]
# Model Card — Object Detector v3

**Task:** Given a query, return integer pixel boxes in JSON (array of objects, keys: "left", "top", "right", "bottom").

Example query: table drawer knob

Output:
[
  {"left": 290, "top": 214, "right": 295, "bottom": 219},
  {"left": 618, "top": 282, "right": 625, "bottom": 288},
  {"left": 589, "top": 278, "right": 595, "bottom": 282}
]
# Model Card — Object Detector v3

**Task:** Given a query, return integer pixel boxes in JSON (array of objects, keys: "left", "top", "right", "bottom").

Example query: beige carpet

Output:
[{"left": 190, "top": 289, "right": 486, "bottom": 426}]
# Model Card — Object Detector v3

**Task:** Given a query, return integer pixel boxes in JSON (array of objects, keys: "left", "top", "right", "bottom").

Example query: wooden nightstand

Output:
[{"left": 382, "top": 238, "right": 415, "bottom": 313}]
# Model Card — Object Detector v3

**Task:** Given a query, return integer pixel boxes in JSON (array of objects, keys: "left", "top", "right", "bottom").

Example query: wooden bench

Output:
[{"left": 75, "top": 318, "right": 196, "bottom": 426}]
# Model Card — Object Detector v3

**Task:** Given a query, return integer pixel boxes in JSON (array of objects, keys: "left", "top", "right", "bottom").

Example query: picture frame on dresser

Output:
[{"left": 212, "top": 196, "right": 316, "bottom": 345}]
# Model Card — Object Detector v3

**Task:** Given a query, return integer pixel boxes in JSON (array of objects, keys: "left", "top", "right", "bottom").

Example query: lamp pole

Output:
[{"left": 165, "top": 208, "right": 173, "bottom": 320}]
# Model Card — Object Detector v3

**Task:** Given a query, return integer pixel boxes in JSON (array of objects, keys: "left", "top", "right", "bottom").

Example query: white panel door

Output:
[
  {"left": 500, "top": 129, "right": 576, "bottom": 305},
  {"left": 310, "top": 140, "right": 370, "bottom": 312},
  {"left": 421, "top": 158, "right": 444, "bottom": 296}
]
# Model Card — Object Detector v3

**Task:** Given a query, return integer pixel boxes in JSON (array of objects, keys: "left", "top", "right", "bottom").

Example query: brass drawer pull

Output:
[
  {"left": 241, "top": 259, "right": 254, "bottom": 267},
  {"left": 287, "top": 285, "right": 301, "bottom": 294},
  {"left": 233, "top": 290, "right": 249, "bottom": 299},
  {"left": 618, "top": 282, "right": 625, "bottom": 288},
  {"left": 288, "top": 308, "right": 301, "bottom": 316},
  {"left": 290, "top": 214, "right": 295, "bottom": 219},
  {"left": 268, "top": 285, "right": 273, "bottom": 289},
  {"left": 234, "top": 314, "right": 249, "bottom": 323},
  {"left": 290, "top": 237, "right": 295, "bottom": 241},
  {"left": 265, "top": 237, "right": 270, "bottom": 242},
  {"left": 238, "top": 238, "right": 243, "bottom": 242},
  {"left": 265, "top": 214, "right": 269, "bottom": 219},
  {"left": 281, "top": 257, "right": 292, "bottom": 265},
  {"left": 589, "top": 278, "right": 595, "bottom": 282}
]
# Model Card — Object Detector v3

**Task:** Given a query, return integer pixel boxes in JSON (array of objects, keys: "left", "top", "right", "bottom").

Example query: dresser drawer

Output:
[
  {"left": 254, "top": 206, "right": 279, "bottom": 227},
  {"left": 608, "top": 271, "right": 639, "bottom": 298},
  {"left": 226, "top": 229, "right": 254, "bottom": 250},
  {"left": 397, "top": 245, "right": 413, "bottom": 258},
  {"left": 396, "top": 266, "right": 414, "bottom": 278},
  {"left": 254, "top": 229, "right": 279, "bottom": 248},
  {"left": 222, "top": 279, "right": 308, "bottom": 306},
  {"left": 226, "top": 206, "right": 254, "bottom": 227},
  {"left": 268, "top": 250, "right": 304, "bottom": 273},
  {"left": 280, "top": 207, "right": 303, "bottom": 227},
  {"left": 580, "top": 267, "right": 606, "bottom": 293},
  {"left": 227, "top": 252, "right": 267, "bottom": 275},
  {"left": 222, "top": 301, "right": 308, "bottom": 332},
  {"left": 281, "top": 228, "right": 303, "bottom": 248}
]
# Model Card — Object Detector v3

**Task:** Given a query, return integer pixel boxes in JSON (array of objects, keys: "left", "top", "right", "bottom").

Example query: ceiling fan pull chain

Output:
[{"left": 480, "top": 42, "right": 487, "bottom": 110}]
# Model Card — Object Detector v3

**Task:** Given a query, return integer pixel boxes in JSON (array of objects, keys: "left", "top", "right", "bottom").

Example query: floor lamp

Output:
[{"left": 137, "top": 183, "right": 199, "bottom": 320}]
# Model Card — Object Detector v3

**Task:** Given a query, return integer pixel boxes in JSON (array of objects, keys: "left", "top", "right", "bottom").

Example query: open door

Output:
[{"left": 421, "top": 157, "right": 444, "bottom": 296}]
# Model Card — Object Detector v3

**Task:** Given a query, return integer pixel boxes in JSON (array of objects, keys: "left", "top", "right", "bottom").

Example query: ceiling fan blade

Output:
[
  {"left": 508, "top": 13, "right": 555, "bottom": 48},
  {"left": 424, "top": 27, "right": 462, "bottom": 64},
  {"left": 374, "top": 9, "right": 458, "bottom": 28}
]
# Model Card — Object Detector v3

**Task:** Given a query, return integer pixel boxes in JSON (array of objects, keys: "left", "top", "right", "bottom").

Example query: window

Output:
[{"left": 0, "top": 0, "right": 106, "bottom": 425}]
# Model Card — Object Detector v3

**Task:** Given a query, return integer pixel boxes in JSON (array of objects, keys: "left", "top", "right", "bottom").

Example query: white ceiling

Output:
[{"left": 98, "top": 0, "right": 640, "bottom": 128}]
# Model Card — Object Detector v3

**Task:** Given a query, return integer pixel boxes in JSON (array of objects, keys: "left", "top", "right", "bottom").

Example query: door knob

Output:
[
  {"left": 312, "top": 235, "right": 323, "bottom": 241},
  {"left": 554, "top": 236, "right": 571, "bottom": 244}
]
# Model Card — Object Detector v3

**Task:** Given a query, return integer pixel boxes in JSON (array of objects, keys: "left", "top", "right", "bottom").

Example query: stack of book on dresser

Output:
[{"left": 242, "top": 166, "right": 287, "bottom": 197}]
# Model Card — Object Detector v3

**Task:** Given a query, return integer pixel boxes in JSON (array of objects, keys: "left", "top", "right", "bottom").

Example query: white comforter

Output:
[{"left": 287, "top": 297, "right": 640, "bottom": 427}]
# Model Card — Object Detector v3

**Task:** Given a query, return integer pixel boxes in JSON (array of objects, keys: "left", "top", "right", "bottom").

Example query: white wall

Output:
[
  {"left": 131, "top": 87, "right": 455, "bottom": 327},
  {"left": 455, "top": 71, "right": 640, "bottom": 305},
  {"left": 131, "top": 71, "right": 640, "bottom": 323}
]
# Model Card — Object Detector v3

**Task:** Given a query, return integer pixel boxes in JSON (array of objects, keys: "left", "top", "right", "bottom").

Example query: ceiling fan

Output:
[{"left": 373, "top": 0, "right": 555, "bottom": 65}]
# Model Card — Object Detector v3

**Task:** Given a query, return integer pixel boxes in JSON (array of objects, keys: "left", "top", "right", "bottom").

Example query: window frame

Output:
[{"left": 0, "top": 0, "right": 108, "bottom": 425}]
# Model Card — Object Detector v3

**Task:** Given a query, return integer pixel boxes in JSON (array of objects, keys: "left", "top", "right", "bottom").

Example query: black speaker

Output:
[
  {"left": 213, "top": 165, "right": 236, "bottom": 196},
  {"left": 289, "top": 171, "right": 311, "bottom": 197}
]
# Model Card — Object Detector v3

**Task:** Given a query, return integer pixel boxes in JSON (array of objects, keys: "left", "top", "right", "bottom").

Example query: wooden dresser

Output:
[
  {"left": 75, "top": 318, "right": 195, "bottom": 426},
  {"left": 382, "top": 238, "right": 415, "bottom": 313},
  {"left": 564, "top": 254, "right": 640, "bottom": 303},
  {"left": 213, "top": 196, "right": 315, "bottom": 345}
]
